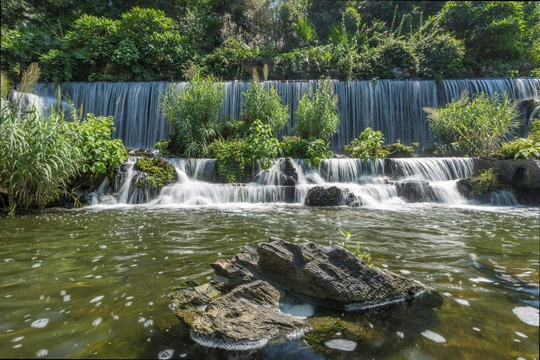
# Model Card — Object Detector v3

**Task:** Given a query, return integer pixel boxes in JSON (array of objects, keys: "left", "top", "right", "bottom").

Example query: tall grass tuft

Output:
[
  {"left": 1, "top": 71, "right": 11, "bottom": 100},
  {"left": 0, "top": 107, "right": 83, "bottom": 212},
  {"left": 18, "top": 62, "right": 41, "bottom": 94}
]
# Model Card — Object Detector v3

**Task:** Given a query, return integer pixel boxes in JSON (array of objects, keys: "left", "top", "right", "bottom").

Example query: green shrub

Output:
[
  {"left": 281, "top": 136, "right": 333, "bottom": 167},
  {"left": 499, "top": 119, "right": 540, "bottom": 160},
  {"left": 382, "top": 142, "right": 418, "bottom": 158},
  {"left": 134, "top": 158, "right": 176, "bottom": 189},
  {"left": 241, "top": 81, "right": 289, "bottom": 136},
  {"left": 208, "top": 138, "right": 251, "bottom": 183},
  {"left": 0, "top": 107, "right": 82, "bottom": 211},
  {"left": 154, "top": 140, "right": 171, "bottom": 156},
  {"left": 293, "top": 79, "right": 340, "bottom": 141},
  {"left": 274, "top": 46, "right": 333, "bottom": 79},
  {"left": 217, "top": 119, "right": 245, "bottom": 140},
  {"left": 414, "top": 33, "right": 465, "bottom": 78},
  {"left": 160, "top": 73, "right": 225, "bottom": 157},
  {"left": 424, "top": 91, "right": 519, "bottom": 157},
  {"left": 68, "top": 114, "right": 127, "bottom": 177},
  {"left": 372, "top": 38, "right": 418, "bottom": 78},
  {"left": 345, "top": 127, "right": 389, "bottom": 161},
  {"left": 208, "top": 121, "right": 280, "bottom": 183}
]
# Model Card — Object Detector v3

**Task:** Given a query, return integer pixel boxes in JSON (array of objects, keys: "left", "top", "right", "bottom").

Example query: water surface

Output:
[{"left": 1, "top": 204, "right": 538, "bottom": 359}]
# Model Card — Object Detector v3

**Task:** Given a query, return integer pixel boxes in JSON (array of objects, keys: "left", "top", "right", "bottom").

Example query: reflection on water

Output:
[{"left": 0, "top": 205, "right": 538, "bottom": 359}]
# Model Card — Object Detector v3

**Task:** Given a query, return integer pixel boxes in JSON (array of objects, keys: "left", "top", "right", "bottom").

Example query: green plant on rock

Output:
[
  {"left": 280, "top": 136, "right": 332, "bottom": 167},
  {"left": 208, "top": 121, "right": 281, "bottom": 183},
  {"left": 345, "top": 127, "right": 389, "bottom": 161},
  {"left": 338, "top": 228, "right": 372, "bottom": 267},
  {"left": 160, "top": 72, "right": 225, "bottom": 157},
  {"left": 134, "top": 158, "right": 177, "bottom": 189},
  {"left": 424, "top": 91, "right": 519, "bottom": 157},
  {"left": 382, "top": 142, "right": 419, "bottom": 158},
  {"left": 293, "top": 79, "right": 340, "bottom": 142},
  {"left": 241, "top": 80, "right": 289, "bottom": 136},
  {"left": 471, "top": 168, "right": 499, "bottom": 194},
  {"left": 207, "top": 138, "right": 250, "bottom": 183},
  {"left": 154, "top": 140, "right": 171, "bottom": 156}
]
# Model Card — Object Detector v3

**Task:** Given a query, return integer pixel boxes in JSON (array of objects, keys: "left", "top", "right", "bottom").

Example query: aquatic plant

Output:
[{"left": 338, "top": 228, "right": 372, "bottom": 266}]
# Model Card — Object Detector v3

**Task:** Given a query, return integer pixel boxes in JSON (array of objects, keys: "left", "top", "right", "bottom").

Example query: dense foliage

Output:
[
  {"left": 2, "top": 1, "right": 538, "bottom": 83},
  {"left": 425, "top": 91, "right": 519, "bottom": 157}
]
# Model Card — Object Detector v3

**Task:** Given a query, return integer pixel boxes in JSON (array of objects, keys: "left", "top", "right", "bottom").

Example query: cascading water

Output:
[
  {"left": 29, "top": 78, "right": 539, "bottom": 150},
  {"left": 93, "top": 157, "right": 483, "bottom": 208}
]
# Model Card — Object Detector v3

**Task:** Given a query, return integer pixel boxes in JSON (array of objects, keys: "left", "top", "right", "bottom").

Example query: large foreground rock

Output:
[
  {"left": 171, "top": 237, "right": 426, "bottom": 350},
  {"left": 211, "top": 237, "right": 424, "bottom": 310},
  {"left": 172, "top": 280, "right": 308, "bottom": 350}
]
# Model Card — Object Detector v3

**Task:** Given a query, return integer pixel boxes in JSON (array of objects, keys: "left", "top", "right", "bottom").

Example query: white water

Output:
[
  {"left": 28, "top": 78, "right": 540, "bottom": 150},
  {"left": 89, "top": 157, "right": 520, "bottom": 209}
]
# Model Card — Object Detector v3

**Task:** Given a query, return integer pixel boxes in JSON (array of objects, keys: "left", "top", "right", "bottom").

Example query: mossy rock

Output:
[{"left": 134, "top": 158, "right": 177, "bottom": 189}]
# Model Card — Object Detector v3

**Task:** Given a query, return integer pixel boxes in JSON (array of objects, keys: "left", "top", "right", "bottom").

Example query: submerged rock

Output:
[
  {"left": 305, "top": 186, "right": 350, "bottom": 206},
  {"left": 211, "top": 237, "right": 424, "bottom": 310},
  {"left": 172, "top": 280, "right": 309, "bottom": 350},
  {"left": 170, "top": 237, "right": 428, "bottom": 350},
  {"left": 395, "top": 180, "right": 438, "bottom": 203}
]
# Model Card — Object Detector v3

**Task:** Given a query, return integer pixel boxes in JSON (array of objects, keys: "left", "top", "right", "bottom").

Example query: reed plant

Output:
[
  {"left": 425, "top": 91, "right": 519, "bottom": 157},
  {"left": 0, "top": 107, "right": 83, "bottom": 212},
  {"left": 293, "top": 79, "right": 340, "bottom": 142},
  {"left": 160, "top": 72, "right": 225, "bottom": 157}
]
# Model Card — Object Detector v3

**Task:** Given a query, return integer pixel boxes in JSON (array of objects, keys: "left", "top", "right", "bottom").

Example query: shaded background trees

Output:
[{"left": 1, "top": 0, "right": 538, "bottom": 84}]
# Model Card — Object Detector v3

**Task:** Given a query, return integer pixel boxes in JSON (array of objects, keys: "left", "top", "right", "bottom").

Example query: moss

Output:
[
  {"left": 135, "top": 158, "right": 177, "bottom": 189},
  {"left": 471, "top": 168, "right": 499, "bottom": 194},
  {"left": 304, "top": 318, "right": 347, "bottom": 345},
  {"left": 169, "top": 279, "right": 199, "bottom": 293}
]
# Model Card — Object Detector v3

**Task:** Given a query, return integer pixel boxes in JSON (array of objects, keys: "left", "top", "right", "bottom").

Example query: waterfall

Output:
[
  {"left": 93, "top": 157, "right": 485, "bottom": 208},
  {"left": 30, "top": 78, "right": 539, "bottom": 150}
]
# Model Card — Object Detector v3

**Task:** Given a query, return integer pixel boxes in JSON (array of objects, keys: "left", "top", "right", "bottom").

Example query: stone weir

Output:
[{"left": 170, "top": 237, "right": 430, "bottom": 350}]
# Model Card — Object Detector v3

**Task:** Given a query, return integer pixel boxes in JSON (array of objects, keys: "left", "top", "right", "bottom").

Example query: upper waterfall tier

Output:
[{"left": 31, "top": 78, "right": 539, "bottom": 150}]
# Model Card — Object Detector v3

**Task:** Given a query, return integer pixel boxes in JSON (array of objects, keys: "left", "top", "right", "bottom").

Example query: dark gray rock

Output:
[
  {"left": 211, "top": 237, "right": 425, "bottom": 310},
  {"left": 172, "top": 280, "right": 308, "bottom": 350},
  {"left": 305, "top": 186, "right": 350, "bottom": 206},
  {"left": 473, "top": 159, "right": 540, "bottom": 189},
  {"left": 395, "top": 180, "right": 438, "bottom": 203}
]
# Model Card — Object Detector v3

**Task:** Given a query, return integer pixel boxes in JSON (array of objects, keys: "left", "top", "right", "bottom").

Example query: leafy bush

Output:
[
  {"left": 274, "top": 46, "right": 333, "bottom": 79},
  {"left": 435, "top": 1, "right": 526, "bottom": 62},
  {"left": 345, "top": 127, "right": 389, "bottom": 161},
  {"left": 499, "top": 119, "right": 540, "bottom": 160},
  {"left": 68, "top": 114, "right": 127, "bottom": 177},
  {"left": 424, "top": 91, "right": 519, "bottom": 157},
  {"left": 293, "top": 79, "right": 340, "bottom": 141},
  {"left": 208, "top": 121, "right": 280, "bottom": 183},
  {"left": 241, "top": 81, "right": 289, "bottom": 136},
  {"left": 372, "top": 38, "right": 418, "bottom": 78},
  {"left": 160, "top": 73, "right": 225, "bottom": 157},
  {"left": 208, "top": 138, "right": 250, "bottom": 183},
  {"left": 281, "top": 136, "right": 333, "bottom": 167},
  {"left": 39, "top": 49, "right": 76, "bottom": 84},
  {"left": 154, "top": 140, "right": 171, "bottom": 156},
  {"left": 414, "top": 33, "right": 465, "bottom": 78},
  {"left": 382, "top": 142, "right": 418, "bottom": 158},
  {"left": 0, "top": 107, "right": 82, "bottom": 211}
]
